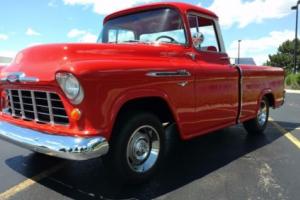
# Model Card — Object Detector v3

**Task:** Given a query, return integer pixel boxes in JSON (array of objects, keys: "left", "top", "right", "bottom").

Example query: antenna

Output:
[{"left": 238, "top": 40, "right": 242, "bottom": 64}]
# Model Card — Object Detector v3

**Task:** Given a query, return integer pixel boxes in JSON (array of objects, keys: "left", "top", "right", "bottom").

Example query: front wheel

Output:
[
  {"left": 105, "top": 112, "right": 166, "bottom": 183},
  {"left": 243, "top": 97, "right": 269, "bottom": 134}
]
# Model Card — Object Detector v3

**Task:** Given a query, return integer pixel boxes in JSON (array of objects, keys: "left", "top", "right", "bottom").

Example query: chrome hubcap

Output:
[
  {"left": 258, "top": 100, "right": 267, "bottom": 126},
  {"left": 126, "top": 125, "right": 160, "bottom": 173}
]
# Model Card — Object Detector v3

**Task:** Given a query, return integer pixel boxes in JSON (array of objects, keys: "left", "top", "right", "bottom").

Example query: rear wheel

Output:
[
  {"left": 105, "top": 112, "right": 166, "bottom": 184},
  {"left": 243, "top": 97, "right": 269, "bottom": 134}
]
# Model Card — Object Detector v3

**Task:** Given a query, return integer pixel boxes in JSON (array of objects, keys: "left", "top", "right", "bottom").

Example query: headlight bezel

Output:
[{"left": 56, "top": 72, "right": 84, "bottom": 105}]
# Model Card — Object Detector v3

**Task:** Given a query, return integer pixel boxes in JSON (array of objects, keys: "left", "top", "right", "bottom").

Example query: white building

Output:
[
  {"left": 0, "top": 56, "right": 12, "bottom": 65},
  {"left": 234, "top": 58, "right": 256, "bottom": 65}
]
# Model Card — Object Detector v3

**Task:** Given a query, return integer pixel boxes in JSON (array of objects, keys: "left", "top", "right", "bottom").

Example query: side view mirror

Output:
[{"left": 192, "top": 32, "right": 204, "bottom": 48}]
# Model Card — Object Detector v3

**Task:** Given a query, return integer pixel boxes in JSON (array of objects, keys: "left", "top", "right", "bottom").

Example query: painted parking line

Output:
[
  {"left": 285, "top": 89, "right": 300, "bottom": 94},
  {"left": 270, "top": 117, "right": 300, "bottom": 149},
  {"left": 0, "top": 162, "right": 66, "bottom": 200}
]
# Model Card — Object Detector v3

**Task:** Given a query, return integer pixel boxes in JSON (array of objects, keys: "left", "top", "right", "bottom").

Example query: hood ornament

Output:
[{"left": 0, "top": 72, "right": 39, "bottom": 83}]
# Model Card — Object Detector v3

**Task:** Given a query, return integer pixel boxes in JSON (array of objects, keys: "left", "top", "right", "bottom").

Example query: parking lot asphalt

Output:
[{"left": 0, "top": 93, "right": 300, "bottom": 200}]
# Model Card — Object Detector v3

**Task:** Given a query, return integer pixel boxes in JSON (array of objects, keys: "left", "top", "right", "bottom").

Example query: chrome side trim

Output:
[
  {"left": 177, "top": 81, "right": 189, "bottom": 87},
  {"left": 234, "top": 64, "right": 243, "bottom": 123},
  {"left": 185, "top": 52, "right": 196, "bottom": 61},
  {"left": 0, "top": 121, "right": 109, "bottom": 160},
  {"left": 146, "top": 69, "right": 191, "bottom": 77},
  {"left": 19, "top": 76, "right": 39, "bottom": 83}
]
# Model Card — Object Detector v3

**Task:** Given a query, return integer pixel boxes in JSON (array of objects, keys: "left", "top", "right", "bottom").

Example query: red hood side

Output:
[{"left": 1, "top": 43, "right": 186, "bottom": 83}]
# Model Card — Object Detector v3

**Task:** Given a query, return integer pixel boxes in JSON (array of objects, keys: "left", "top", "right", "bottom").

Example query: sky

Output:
[{"left": 0, "top": 0, "right": 298, "bottom": 65}]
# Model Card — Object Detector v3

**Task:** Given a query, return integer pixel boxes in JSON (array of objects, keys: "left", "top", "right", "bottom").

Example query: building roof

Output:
[
  {"left": 235, "top": 58, "right": 257, "bottom": 65},
  {"left": 0, "top": 56, "right": 12, "bottom": 64},
  {"left": 104, "top": 2, "right": 218, "bottom": 23}
]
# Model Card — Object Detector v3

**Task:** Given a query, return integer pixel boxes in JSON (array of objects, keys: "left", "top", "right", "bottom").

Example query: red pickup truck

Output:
[{"left": 0, "top": 2, "right": 285, "bottom": 183}]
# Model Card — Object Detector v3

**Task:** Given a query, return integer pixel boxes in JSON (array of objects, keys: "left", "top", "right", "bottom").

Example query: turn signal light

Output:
[{"left": 70, "top": 108, "right": 81, "bottom": 121}]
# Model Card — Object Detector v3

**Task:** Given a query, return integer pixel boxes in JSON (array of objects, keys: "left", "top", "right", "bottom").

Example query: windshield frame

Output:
[{"left": 98, "top": 6, "right": 189, "bottom": 47}]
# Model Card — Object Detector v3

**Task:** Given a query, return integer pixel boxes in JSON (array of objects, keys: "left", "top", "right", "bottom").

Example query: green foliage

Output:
[
  {"left": 265, "top": 39, "right": 300, "bottom": 73},
  {"left": 285, "top": 73, "right": 300, "bottom": 89}
]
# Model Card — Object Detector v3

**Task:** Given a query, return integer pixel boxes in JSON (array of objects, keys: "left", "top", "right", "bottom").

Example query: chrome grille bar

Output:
[
  {"left": 46, "top": 92, "right": 54, "bottom": 124},
  {"left": 7, "top": 90, "right": 15, "bottom": 116},
  {"left": 31, "top": 91, "right": 38, "bottom": 121},
  {"left": 18, "top": 90, "right": 25, "bottom": 118}
]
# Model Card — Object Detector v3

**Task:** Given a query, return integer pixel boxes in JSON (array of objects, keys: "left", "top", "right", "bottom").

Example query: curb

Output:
[{"left": 285, "top": 89, "right": 300, "bottom": 94}]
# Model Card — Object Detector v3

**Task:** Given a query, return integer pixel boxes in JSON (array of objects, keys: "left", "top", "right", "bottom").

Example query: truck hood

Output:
[{"left": 1, "top": 43, "right": 184, "bottom": 83}]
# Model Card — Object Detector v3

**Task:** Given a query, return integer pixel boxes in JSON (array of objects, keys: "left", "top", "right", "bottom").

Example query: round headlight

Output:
[
  {"left": 64, "top": 75, "right": 80, "bottom": 99},
  {"left": 56, "top": 73, "right": 84, "bottom": 105}
]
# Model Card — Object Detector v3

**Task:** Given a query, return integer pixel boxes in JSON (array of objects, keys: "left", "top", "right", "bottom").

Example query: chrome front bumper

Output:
[{"left": 0, "top": 121, "right": 109, "bottom": 160}]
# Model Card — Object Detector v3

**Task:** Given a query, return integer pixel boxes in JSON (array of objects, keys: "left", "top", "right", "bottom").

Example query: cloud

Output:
[
  {"left": 63, "top": 0, "right": 294, "bottom": 28},
  {"left": 63, "top": 0, "right": 155, "bottom": 15},
  {"left": 207, "top": 0, "right": 295, "bottom": 28},
  {"left": 27, "top": 43, "right": 42, "bottom": 48},
  {"left": 67, "top": 29, "right": 87, "bottom": 38},
  {"left": 0, "top": 50, "right": 17, "bottom": 58},
  {"left": 67, "top": 28, "right": 97, "bottom": 42},
  {"left": 0, "top": 34, "right": 8, "bottom": 40},
  {"left": 26, "top": 28, "right": 41, "bottom": 36},
  {"left": 227, "top": 30, "right": 294, "bottom": 65},
  {"left": 48, "top": 0, "right": 58, "bottom": 7}
]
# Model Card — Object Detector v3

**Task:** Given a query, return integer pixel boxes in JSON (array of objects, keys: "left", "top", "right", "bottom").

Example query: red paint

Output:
[
  {"left": 104, "top": 2, "right": 218, "bottom": 24},
  {"left": 0, "top": 2, "right": 284, "bottom": 141}
]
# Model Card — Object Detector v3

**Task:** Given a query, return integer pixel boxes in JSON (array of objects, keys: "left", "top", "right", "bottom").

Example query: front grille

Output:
[{"left": 3, "top": 89, "right": 69, "bottom": 125}]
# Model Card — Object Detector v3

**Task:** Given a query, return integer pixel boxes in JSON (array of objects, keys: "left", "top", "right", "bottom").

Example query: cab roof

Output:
[{"left": 104, "top": 2, "right": 218, "bottom": 23}]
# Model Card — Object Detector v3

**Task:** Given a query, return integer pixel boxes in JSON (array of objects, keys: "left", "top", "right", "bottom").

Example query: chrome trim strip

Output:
[
  {"left": 185, "top": 52, "right": 196, "bottom": 61},
  {"left": 146, "top": 69, "right": 191, "bottom": 77},
  {"left": 234, "top": 64, "right": 243, "bottom": 123},
  {"left": 177, "top": 81, "right": 189, "bottom": 87},
  {"left": 0, "top": 121, "right": 109, "bottom": 160},
  {"left": 18, "top": 77, "right": 39, "bottom": 83}
]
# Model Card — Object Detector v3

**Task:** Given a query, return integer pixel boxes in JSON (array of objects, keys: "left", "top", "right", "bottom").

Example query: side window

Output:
[
  {"left": 108, "top": 29, "right": 135, "bottom": 43},
  {"left": 188, "top": 15, "right": 220, "bottom": 52}
]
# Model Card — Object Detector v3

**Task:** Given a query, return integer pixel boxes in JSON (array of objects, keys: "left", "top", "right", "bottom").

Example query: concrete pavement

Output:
[{"left": 0, "top": 93, "right": 299, "bottom": 200}]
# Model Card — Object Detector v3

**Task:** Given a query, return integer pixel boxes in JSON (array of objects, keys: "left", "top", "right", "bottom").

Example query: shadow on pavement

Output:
[
  {"left": 5, "top": 125, "right": 283, "bottom": 200},
  {"left": 272, "top": 121, "right": 300, "bottom": 132}
]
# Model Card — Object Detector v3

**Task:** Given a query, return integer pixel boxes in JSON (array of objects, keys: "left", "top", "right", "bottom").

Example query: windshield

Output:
[{"left": 99, "top": 8, "right": 186, "bottom": 45}]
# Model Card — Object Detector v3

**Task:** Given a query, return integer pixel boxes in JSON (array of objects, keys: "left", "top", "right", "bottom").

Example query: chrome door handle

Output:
[
  {"left": 146, "top": 69, "right": 191, "bottom": 77},
  {"left": 176, "top": 70, "right": 191, "bottom": 76}
]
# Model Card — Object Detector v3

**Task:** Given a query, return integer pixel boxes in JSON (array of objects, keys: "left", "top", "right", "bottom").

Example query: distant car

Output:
[
  {"left": 0, "top": 2, "right": 285, "bottom": 183},
  {"left": 235, "top": 58, "right": 257, "bottom": 65}
]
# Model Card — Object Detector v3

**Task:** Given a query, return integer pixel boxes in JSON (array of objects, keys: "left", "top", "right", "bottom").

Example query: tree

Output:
[{"left": 265, "top": 39, "right": 300, "bottom": 73}]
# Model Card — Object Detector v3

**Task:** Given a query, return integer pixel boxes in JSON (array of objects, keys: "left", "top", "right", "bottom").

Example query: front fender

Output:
[{"left": 107, "top": 88, "right": 181, "bottom": 140}]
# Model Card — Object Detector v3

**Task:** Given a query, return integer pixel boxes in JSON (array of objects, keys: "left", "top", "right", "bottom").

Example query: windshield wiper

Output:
[
  {"left": 122, "top": 40, "right": 141, "bottom": 43},
  {"left": 121, "top": 40, "right": 152, "bottom": 44}
]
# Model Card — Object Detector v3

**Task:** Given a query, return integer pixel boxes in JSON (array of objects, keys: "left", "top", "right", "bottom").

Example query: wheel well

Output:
[
  {"left": 264, "top": 93, "right": 275, "bottom": 107},
  {"left": 115, "top": 97, "right": 175, "bottom": 124}
]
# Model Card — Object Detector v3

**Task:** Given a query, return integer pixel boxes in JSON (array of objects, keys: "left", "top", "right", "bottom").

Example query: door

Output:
[{"left": 188, "top": 14, "right": 239, "bottom": 135}]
